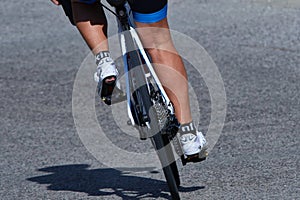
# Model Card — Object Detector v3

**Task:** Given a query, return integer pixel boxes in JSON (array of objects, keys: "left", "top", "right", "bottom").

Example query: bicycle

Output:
[{"left": 100, "top": 1, "right": 207, "bottom": 199}]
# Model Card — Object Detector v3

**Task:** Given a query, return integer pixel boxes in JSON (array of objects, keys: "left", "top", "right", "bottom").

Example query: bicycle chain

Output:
[{"left": 153, "top": 99, "right": 169, "bottom": 130}]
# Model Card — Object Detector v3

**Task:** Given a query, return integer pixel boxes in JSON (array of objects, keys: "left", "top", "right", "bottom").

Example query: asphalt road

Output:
[{"left": 1, "top": 0, "right": 299, "bottom": 199}]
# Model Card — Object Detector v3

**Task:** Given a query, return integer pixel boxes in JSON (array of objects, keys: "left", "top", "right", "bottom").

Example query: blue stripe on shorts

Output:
[
  {"left": 133, "top": 4, "right": 168, "bottom": 23},
  {"left": 79, "top": 0, "right": 97, "bottom": 4}
]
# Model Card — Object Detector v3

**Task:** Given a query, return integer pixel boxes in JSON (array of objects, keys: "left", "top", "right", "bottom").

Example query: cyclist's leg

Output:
[
  {"left": 136, "top": 20, "right": 208, "bottom": 156},
  {"left": 132, "top": 1, "right": 207, "bottom": 157},
  {"left": 71, "top": 1, "right": 123, "bottom": 104},
  {"left": 71, "top": 0, "right": 108, "bottom": 54},
  {"left": 134, "top": 20, "right": 192, "bottom": 124}
]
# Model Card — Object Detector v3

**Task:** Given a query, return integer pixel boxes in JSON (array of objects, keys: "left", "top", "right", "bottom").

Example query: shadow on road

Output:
[{"left": 27, "top": 164, "right": 204, "bottom": 199}]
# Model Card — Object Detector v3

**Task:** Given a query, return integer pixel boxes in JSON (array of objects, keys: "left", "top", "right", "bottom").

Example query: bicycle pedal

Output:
[
  {"left": 101, "top": 96, "right": 112, "bottom": 105},
  {"left": 100, "top": 80, "right": 126, "bottom": 105},
  {"left": 101, "top": 92, "right": 126, "bottom": 105}
]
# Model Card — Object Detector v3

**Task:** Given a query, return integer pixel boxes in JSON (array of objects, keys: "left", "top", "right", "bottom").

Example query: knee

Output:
[{"left": 136, "top": 18, "right": 173, "bottom": 48}]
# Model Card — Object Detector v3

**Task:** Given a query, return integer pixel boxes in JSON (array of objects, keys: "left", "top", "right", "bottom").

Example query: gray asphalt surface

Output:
[{"left": 1, "top": 0, "right": 299, "bottom": 199}]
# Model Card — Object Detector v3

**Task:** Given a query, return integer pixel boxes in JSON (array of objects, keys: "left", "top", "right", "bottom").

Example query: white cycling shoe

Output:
[
  {"left": 94, "top": 56, "right": 119, "bottom": 82},
  {"left": 180, "top": 131, "right": 208, "bottom": 158},
  {"left": 94, "top": 56, "right": 125, "bottom": 105}
]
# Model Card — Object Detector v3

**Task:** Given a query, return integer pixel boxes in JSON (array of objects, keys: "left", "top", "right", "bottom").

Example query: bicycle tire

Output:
[
  {"left": 148, "top": 109, "right": 180, "bottom": 200},
  {"left": 126, "top": 47, "right": 180, "bottom": 199},
  {"left": 161, "top": 133, "right": 180, "bottom": 187}
]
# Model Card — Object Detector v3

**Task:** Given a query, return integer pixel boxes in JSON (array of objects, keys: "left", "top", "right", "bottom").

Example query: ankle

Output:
[
  {"left": 95, "top": 51, "right": 111, "bottom": 65},
  {"left": 179, "top": 121, "right": 196, "bottom": 135}
]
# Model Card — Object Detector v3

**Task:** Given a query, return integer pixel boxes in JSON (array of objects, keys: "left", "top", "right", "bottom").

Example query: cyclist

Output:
[{"left": 51, "top": 0, "right": 207, "bottom": 160}]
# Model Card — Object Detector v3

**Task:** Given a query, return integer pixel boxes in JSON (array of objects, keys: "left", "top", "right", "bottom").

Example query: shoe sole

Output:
[
  {"left": 184, "top": 144, "right": 208, "bottom": 164},
  {"left": 99, "top": 78, "right": 126, "bottom": 105}
]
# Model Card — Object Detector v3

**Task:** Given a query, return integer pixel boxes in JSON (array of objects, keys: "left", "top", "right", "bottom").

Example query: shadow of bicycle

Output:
[{"left": 27, "top": 164, "right": 204, "bottom": 199}]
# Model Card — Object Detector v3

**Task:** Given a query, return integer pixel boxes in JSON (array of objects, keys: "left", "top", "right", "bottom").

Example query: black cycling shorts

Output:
[
  {"left": 59, "top": 0, "right": 75, "bottom": 25},
  {"left": 59, "top": 0, "right": 168, "bottom": 25}
]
